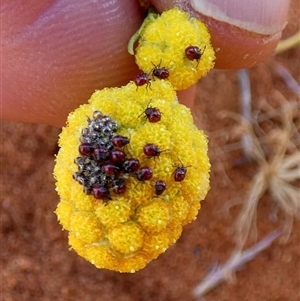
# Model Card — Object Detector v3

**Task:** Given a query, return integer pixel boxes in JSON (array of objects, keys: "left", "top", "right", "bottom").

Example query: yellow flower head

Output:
[
  {"left": 54, "top": 80, "right": 210, "bottom": 273},
  {"left": 132, "top": 8, "right": 215, "bottom": 90}
]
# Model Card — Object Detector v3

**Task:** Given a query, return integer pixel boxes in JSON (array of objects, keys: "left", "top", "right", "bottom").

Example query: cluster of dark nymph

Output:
[
  {"left": 73, "top": 106, "right": 188, "bottom": 202},
  {"left": 73, "top": 45, "right": 202, "bottom": 201}
]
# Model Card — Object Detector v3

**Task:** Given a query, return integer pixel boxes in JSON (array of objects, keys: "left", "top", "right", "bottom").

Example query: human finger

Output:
[
  {"left": 151, "top": 0, "right": 291, "bottom": 69},
  {"left": 1, "top": 0, "right": 143, "bottom": 127}
]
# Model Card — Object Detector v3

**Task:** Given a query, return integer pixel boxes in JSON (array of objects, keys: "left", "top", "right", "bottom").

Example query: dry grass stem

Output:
[
  {"left": 237, "top": 69, "right": 253, "bottom": 158},
  {"left": 275, "top": 30, "right": 300, "bottom": 54},
  {"left": 275, "top": 63, "right": 300, "bottom": 96},
  {"left": 220, "top": 93, "right": 299, "bottom": 249},
  {"left": 193, "top": 230, "right": 281, "bottom": 298}
]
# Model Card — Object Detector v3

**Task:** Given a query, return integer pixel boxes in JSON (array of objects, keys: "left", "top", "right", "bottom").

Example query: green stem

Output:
[
  {"left": 127, "top": 6, "right": 159, "bottom": 55},
  {"left": 275, "top": 30, "right": 300, "bottom": 54}
]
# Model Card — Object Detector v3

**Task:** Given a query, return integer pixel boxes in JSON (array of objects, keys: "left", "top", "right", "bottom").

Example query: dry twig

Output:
[{"left": 193, "top": 230, "right": 281, "bottom": 298}]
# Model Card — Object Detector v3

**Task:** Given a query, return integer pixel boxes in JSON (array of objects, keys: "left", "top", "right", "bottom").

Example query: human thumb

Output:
[{"left": 152, "top": 0, "right": 291, "bottom": 69}]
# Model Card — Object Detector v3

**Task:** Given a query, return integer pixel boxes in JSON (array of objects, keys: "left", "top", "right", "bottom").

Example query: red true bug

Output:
[
  {"left": 102, "top": 162, "right": 120, "bottom": 175},
  {"left": 112, "top": 179, "right": 126, "bottom": 194},
  {"left": 143, "top": 143, "right": 161, "bottom": 158},
  {"left": 79, "top": 142, "right": 94, "bottom": 156},
  {"left": 174, "top": 166, "right": 187, "bottom": 182},
  {"left": 112, "top": 135, "right": 130, "bottom": 148},
  {"left": 93, "top": 146, "right": 110, "bottom": 161},
  {"left": 123, "top": 158, "right": 140, "bottom": 173},
  {"left": 138, "top": 99, "right": 161, "bottom": 123},
  {"left": 136, "top": 166, "right": 153, "bottom": 181},
  {"left": 134, "top": 72, "right": 151, "bottom": 89},
  {"left": 110, "top": 149, "right": 126, "bottom": 164},
  {"left": 154, "top": 180, "right": 167, "bottom": 196},
  {"left": 152, "top": 62, "right": 169, "bottom": 80},
  {"left": 143, "top": 143, "right": 168, "bottom": 160},
  {"left": 144, "top": 107, "right": 161, "bottom": 123},
  {"left": 185, "top": 45, "right": 206, "bottom": 67},
  {"left": 173, "top": 158, "right": 191, "bottom": 182},
  {"left": 92, "top": 185, "right": 110, "bottom": 200}
]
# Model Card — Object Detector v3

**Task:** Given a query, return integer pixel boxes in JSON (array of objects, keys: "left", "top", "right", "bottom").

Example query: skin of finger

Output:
[
  {"left": 151, "top": 0, "right": 283, "bottom": 69},
  {"left": 1, "top": 0, "right": 144, "bottom": 127},
  {"left": 177, "top": 86, "right": 196, "bottom": 109}
]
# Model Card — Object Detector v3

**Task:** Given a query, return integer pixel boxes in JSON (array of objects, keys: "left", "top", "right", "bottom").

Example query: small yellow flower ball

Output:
[
  {"left": 134, "top": 8, "right": 215, "bottom": 90},
  {"left": 54, "top": 80, "right": 210, "bottom": 273}
]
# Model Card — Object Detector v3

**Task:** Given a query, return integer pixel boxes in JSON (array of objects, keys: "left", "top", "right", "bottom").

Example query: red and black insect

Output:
[
  {"left": 102, "top": 162, "right": 120, "bottom": 175},
  {"left": 109, "top": 149, "right": 126, "bottom": 164},
  {"left": 152, "top": 62, "right": 169, "bottom": 80},
  {"left": 138, "top": 99, "right": 161, "bottom": 123},
  {"left": 112, "top": 135, "right": 130, "bottom": 148},
  {"left": 185, "top": 45, "right": 206, "bottom": 66},
  {"left": 173, "top": 159, "right": 192, "bottom": 182},
  {"left": 174, "top": 166, "right": 187, "bottom": 182},
  {"left": 112, "top": 178, "right": 126, "bottom": 194},
  {"left": 136, "top": 166, "right": 153, "bottom": 181},
  {"left": 92, "top": 185, "right": 110, "bottom": 200},
  {"left": 134, "top": 72, "right": 151, "bottom": 89},
  {"left": 93, "top": 146, "right": 110, "bottom": 161},
  {"left": 79, "top": 142, "right": 94, "bottom": 156},
  {"left": 154, "top": 180, "right": 167, "bottom": 196},
  {"left": 143, "top": 143, "right": 161, "bottom": 158},
  {"left": 123, "top": 158, "right": 140, "bottom": 173},
  {"left": 144, "top": 106, "right": 161, "bottom": 123}
]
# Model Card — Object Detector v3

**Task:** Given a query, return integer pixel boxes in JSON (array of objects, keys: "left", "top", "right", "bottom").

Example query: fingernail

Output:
[{"left": 190, "top": 0, "right": 290, "bottom": 34}]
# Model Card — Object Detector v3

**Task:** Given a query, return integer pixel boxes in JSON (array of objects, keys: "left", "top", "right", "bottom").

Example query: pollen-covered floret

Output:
[
  {"left": 54, "top": 80, "right": 210, "bottom": 272},
  {"left": 134, "top": 8, "right": 215, "bottom": 90}
]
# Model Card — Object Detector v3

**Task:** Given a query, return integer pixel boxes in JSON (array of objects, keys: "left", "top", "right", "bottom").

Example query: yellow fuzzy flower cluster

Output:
[
  {"left": 132, "top": 8, "right": 215, "bottom": 90},
  {"left": 54, "top": 7, "right": 214, "bottom": 273}
]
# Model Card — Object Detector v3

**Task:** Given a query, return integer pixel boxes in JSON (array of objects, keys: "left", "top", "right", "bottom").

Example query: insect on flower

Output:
[
  {"left": 109, "top": 149, "right": 126, "bottom": 164},
  {"left": 92, "top": 185, "right": 110, "bottom": 200},
  {"left": 138, "top": 100, "right": 161, "bottom": 123},
  {"left": 174, "top": 167, "right": 187, "bottom": 181},
  {"left": 123, "top": 158, "right": 140, "bottom": 173},
  {"left": 173, "top": 158, "right": 191, "bottom": 182},
  {"left": 73, "top": 172, "right": 86, "bottom": 185},
  {"left": 92, "top": 110, "right": 103, "bottom": 120},
  {"left": 102, "top": 162, "right": 120, "bottom": 175},
  {"left": 154, "top": 180, "right": 167, "bottom": 196},
  {"left": 136, "top": 166, "right": 153, "bottom": 181},
  {"left": 143, "top": 143, "right": 161, "bottom": 159},
  {"left": 78, "top": 142, "right": 94, "bottom": 156},
  {"left": 93, "top": 146, "right": 110, "bottom": 161},
  {"left": 152, "top": 62, "right": 170, "bottom": 80},
  {"left": 112, "top": 178, "right": 126, "bottom": 194},
  {"left": 185, "top": 45, "right": 206, "bottom": 67},
  {"left": 112, "top": 135, "right": 130, "bottom": 148},
  {"left": 134, "top": 72, "right": 151, "bottom": 89}
]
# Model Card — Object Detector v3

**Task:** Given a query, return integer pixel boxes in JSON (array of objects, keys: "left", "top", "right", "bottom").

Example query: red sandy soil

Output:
[{"left": 1, "top": 2, "right": 299, "bottom": 301}]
